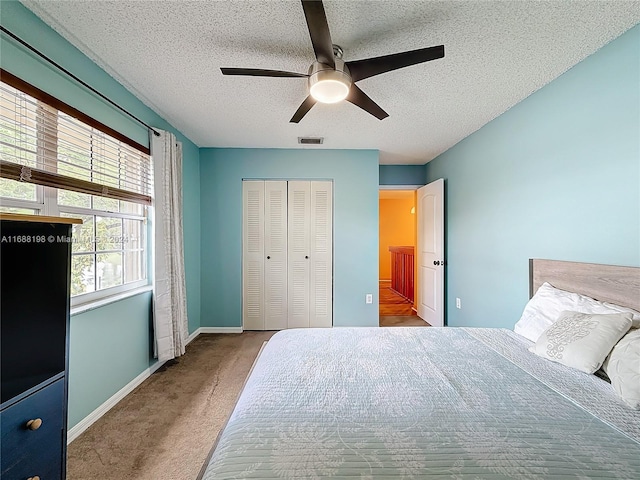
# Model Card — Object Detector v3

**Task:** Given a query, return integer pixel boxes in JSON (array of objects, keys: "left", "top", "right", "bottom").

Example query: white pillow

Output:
[
  {"left": 602, "top": 328, "right": 640, "bottom": 409},
  {"left": 601, "top": 301, "right": 640, "bottom": 327},
  {"left": 529, "top": 311, "right": 632, "bottom": 373},
  {"left": 514, "top": 282, "right": 640, "bottom": 342}
]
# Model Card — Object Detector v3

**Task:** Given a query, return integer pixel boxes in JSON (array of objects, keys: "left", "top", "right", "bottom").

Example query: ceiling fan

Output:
[{"left": 221, "top": 0, "right": 445, "bottom": 123}]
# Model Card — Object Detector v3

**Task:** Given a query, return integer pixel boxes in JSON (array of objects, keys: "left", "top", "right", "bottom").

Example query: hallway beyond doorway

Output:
[
  {"left": 379, "top": 281, "right": 429, "bottom": 327},
  {"left": 379, "top": 280, "right": 414, "bottom": 316}
]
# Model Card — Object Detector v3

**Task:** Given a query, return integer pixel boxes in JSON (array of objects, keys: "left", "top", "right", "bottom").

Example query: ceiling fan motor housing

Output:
[{"left": 308, "top": 59, "right": 352, "bottom": 103}]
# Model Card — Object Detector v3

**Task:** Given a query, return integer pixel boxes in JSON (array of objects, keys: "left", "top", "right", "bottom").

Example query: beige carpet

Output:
[{"left": 67, "top": 331, "right": 275, "bottom": 480}]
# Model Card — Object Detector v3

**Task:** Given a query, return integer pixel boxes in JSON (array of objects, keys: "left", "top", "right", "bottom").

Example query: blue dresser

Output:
[{"left": 1, "top": 215, "right": 76, "bottom": 480}]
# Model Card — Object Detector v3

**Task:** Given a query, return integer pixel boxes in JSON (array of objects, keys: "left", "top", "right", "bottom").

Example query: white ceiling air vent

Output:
[{"left": 298, "top": 137, "right": 324, "bottom": 145}]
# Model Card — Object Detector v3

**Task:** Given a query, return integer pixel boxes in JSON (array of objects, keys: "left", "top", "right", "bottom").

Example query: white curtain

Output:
[{"left": 151, "top": 130, "right": 189, "bottom": 361}]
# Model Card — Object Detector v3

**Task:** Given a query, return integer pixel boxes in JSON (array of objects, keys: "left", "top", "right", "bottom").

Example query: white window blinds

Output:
[{"left": 0, "top": 74, "right": 152, "bottom": 205}]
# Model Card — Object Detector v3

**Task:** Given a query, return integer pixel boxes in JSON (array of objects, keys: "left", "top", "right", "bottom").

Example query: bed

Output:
[{"left": 199, "top": 259, "right": 640, "bottom": 479}]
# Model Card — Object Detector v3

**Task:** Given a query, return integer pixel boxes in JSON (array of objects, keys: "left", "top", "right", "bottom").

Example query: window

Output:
[{"left": 0, "top": 77, "right": 152, "bottom": 306}]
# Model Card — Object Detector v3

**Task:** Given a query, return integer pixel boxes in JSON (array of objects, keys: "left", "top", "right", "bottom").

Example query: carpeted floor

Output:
[{"left": 67, "top": 331, "right": 275, "bottom": 480}]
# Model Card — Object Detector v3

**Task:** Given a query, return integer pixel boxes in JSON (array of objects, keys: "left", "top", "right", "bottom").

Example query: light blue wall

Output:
[
  {"left": 182, "top": 141, "right": 202, "bottom": 335},
  {"left": 1, "top": 1, "right": 201, "bottom": 429},
  {"left": 67, "top": 293, "right": 153, "bottom": 427},
  {"left": 200, "top": 148, "right": 380, "bottom": 328},
  {"left": 425, "top": 25, "right": 640, "bottom": 328},
  {"left": 379, "top": 165, "right": 426, "bottom": 185}
]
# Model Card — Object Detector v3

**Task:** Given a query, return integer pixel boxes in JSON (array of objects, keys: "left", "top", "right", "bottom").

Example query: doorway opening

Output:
[{"left": 378, "top": 189, "right": 427, "bottom": 327}]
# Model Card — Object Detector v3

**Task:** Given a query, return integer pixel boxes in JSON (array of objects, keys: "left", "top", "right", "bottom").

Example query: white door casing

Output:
[
  {"left": 264, "top": 181, "right": 288, "bottom": 330},
  {"left": 417, "top": 179, "right": 444, "bottom": 327},
  {"left": 242, "top": 181, "right": 265, "bottom": 330},
  {"left": 309, "top": 181, "right": 333, "bottom": 328}
]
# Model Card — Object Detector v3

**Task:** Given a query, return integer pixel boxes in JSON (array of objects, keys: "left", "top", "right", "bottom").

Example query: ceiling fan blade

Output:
[
  {"left": 346, "top": 85, "right": 389, "bottom": 120},
  {"left": 301, "top": 0, "right": 335, "bottom": 68},
  {"left": 346, "top": 45, "right": 444, "bottom": 82},
  {"left": 220, "top": 68, "right": 308, "bottom": 78},
  {"left": 290, "top": 95, "right": 318, "bottom": 123}
]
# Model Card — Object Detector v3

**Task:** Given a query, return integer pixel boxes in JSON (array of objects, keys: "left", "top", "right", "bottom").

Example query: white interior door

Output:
[
  {"left": 242, "top": 181, "right": 265, "bottom": 330},
  {"left": 287, "top": 181, "right": 311, "bottom": 328},
  {"left": 309, "top": 181, "right": 333, "bottom": 327},
  {"left": 264, "top": 181, "right": 288, "bottom": 330},
  {"left": 417, "top": 178, "right": 444, "bottom": 326}
]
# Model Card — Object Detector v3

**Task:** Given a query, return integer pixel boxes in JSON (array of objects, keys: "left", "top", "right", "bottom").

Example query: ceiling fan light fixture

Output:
[
  {"left": 310, "top": 79, "right": 349, "bottom": 103},
  {"left": 308, "top": 61, "right": 352, "bottom": 104}
]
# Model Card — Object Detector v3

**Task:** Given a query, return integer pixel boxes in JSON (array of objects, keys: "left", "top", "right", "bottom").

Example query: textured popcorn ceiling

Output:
[{"left": 21, "top": 1, "right": 640, "bottom": 164}]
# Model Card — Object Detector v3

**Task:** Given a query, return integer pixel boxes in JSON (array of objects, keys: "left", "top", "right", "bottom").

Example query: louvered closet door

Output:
[
  {"left": 287, "top": 181, "right": 311, "bottom": 328},
  {"left": 264, "top": 181, "right": 288, "bottom": 330},
  {"left": 242, "top": 181, "right": 265, "bottom": 330},
  {"left": 309, "top": 181, "right": 332, "bottom": 327}
]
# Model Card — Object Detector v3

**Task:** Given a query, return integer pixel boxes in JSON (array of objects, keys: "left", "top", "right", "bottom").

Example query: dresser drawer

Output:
[{"left": 1, "top": 378, "right": 65, "bottom": 480}]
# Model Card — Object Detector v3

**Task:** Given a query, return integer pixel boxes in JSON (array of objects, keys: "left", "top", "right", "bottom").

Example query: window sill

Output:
[{"left": 70, "top": 285, "right": 153, "bottom": 316}]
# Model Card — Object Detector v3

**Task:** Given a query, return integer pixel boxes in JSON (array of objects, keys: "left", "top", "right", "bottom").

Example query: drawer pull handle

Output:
[
  {"left": 27, "top": 476, "right": 41, "bottom": 480},
  {"left": 26, "top": 418, "right": 43, "bottom": 430}
]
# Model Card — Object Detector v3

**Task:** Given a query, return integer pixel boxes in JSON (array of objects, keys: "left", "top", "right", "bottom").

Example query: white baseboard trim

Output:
[
  {"left": 186, "top": 328, "right": 201, "bottom": 345},
  {"left": 67, "top": 360, "right": 166, "bottom": 444},
  {"left": 188, "top": 327, "right": 244, "bottom": 337},
  {"left": 186, "top": 327, "right": 244, "bottom": 345},
  {"left": 199, "top": 326, "right": 244, "bottom": 334}
]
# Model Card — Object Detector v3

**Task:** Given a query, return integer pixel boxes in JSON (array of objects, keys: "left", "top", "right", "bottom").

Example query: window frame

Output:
[{"left": 58, "top": 199, "right": 149, "bottom": 307}]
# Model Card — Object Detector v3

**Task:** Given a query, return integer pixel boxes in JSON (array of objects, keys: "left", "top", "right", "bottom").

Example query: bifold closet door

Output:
[
  {"left": 242, "top": 181, "right": 264, "bottom": 330},
  {"left": 287, "top": 181, "right": 333, "bottom": 328},
  {"left": 244, "top": 180, "right": 332, "bottom": 330},
  {"left": 309, "top": 181, "right": 332, "bottom": 328},
  {"left": 287, "top": 181, "right": 311, "bottom": 328},
  {"left": 263, "top": 181, "right": 288, "bottom": 330},
  {"left": 243, "top": 180, "right": 288, "bottom": 330}
]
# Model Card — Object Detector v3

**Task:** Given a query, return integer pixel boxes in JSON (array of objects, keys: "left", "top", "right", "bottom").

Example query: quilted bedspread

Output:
[{"left": 201, "top": 327, "right": 640, "bottom": 479}]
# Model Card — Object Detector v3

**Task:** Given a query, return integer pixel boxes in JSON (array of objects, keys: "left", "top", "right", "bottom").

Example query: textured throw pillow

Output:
[
  {"left": 514, "top": 282, "right": 640, "bottom": 342},
  {"left": 529, "top": 311, "right": 632, "bottom": 373},
  {"left": 602, "top": 329, "right": 640, "bottom": 409}
]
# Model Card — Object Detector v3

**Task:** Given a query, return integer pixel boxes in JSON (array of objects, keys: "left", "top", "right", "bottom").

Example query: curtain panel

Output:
[{"left": 151, "top": 130, "right": 189, "bottom": 361}]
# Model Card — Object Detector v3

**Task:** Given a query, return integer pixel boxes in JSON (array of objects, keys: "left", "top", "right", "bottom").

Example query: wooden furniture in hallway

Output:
[{"left": 389, "top": 246, "right": 414, "bottom": 303}]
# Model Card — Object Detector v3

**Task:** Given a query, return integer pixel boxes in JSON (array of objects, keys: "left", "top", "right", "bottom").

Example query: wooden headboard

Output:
[{"left": 530, "top": 259, "right": 640, "bottom": 312}]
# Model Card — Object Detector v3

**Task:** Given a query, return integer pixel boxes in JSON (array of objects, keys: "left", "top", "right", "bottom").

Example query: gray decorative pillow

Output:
[
  {"left": 602, "top": 328, "right": 640, "bottom": 409},
  {"left": 529, "top": 311, "right": 632, "bottom": 374}
]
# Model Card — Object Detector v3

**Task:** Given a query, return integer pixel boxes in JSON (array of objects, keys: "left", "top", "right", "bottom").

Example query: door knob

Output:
[
  {"left": 433, "top": 260, "right": 440, "bottom": 266},
  {"left": 305, "top": 255, "right": 309, "bottom": 259},
  {"left": 26, "top": 418, "right": 42, "bottom": 430},
  {"left": 267, "top": 256, "right": 270, "bottom": 259}
]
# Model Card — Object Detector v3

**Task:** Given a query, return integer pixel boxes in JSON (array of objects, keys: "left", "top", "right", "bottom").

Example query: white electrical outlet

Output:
[
  {"left": 366, "top": 294, "right": 373, "bottom": 304},
  {"left": 456, "top": 297, "right": 461, "bottom": 309}
]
